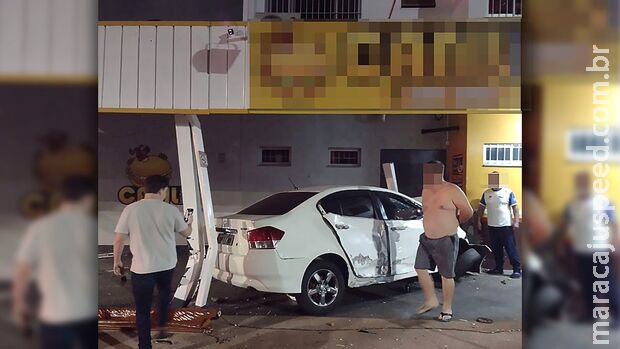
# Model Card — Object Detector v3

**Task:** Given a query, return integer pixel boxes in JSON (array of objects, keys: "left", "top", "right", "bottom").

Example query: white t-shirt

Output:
[
  {"left": 115, "top": 199, "right": 187, "bottom": 274},
  {"left": 565, "top": 195, "right": 616, "bottom": 254},
  {"left": 480, "top": 188, "right": 518, "bottom": 227},
  {"left": 16, "top": 209, "right": 97, "bottom": 324}
]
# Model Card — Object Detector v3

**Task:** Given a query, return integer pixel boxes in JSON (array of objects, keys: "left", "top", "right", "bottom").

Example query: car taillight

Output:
[{"left": 247, "top": 226, "right": 285, "bottom": 249}]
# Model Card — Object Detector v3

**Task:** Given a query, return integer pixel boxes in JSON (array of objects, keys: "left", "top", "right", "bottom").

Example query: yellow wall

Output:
[
  {"left": 540, "top": 78, "right": 620, "bottom": 221},
  {"left": 466, "top": 113, "right": 523, "bottom": 209}
]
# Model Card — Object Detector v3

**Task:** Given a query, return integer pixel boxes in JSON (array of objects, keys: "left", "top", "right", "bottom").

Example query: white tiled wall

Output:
[{"left": 97, "top": 24, "right": 249, "bottom": 111}]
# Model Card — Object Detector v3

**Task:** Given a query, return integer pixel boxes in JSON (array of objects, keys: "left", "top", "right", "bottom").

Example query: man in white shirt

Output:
[
  {"left": 476, "top": 171, "right": 521, "bottom": 278},
  {"left": 13, "top": 177, "right": 97, "bottom": 349},
  {"left": 113, "top": 175, "right": 192, "bottom": 349},
  {"left": 559, "top": 171, "right": 619, "bottom": 324}
]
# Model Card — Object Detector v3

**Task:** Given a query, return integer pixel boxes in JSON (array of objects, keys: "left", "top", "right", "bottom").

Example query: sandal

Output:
[{"left": 437, "top": 312, "right": 453, "bottom": 322}]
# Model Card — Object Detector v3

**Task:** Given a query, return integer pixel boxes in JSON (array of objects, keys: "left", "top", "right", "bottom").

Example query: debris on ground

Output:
[{"left": 476, "top": 317, "right": 494, "bottom": 324}]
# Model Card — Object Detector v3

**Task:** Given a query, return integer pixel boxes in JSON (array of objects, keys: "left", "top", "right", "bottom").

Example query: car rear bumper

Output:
[{"left": 214, "top": 249, "right": 307, "bottom": 294}]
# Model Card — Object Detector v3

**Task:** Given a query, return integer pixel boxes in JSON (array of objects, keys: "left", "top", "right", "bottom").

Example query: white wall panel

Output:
[
  {"left": 226, "top": 26, "right": 247, "bottom": 109},
  {"left": 0, "top": 1, "right": 25, "bottom": 73},
  {"left": 120, "top": 26, "right": 139, "bottom": 108},
  {"left": 208, "top": 26, "right": 229, "bottom": 109},
  {"left": 50, "top": 0, "right": 75, "bottom": 74},
  {"left": 23, "top": 0, "right": 50, "bottom": 74},
  {"left": 101, "top": 26, "right": 122, "bottom": 107},
  {"left": 190, "top": 26, "right": 210, "bottom": 109},
  {"left": 76, "top": 0, "right": 96, "bottom": 76},
  {"left": 138, "top": 26, "right": 157, "bottom": 108},
  {"left": 173, "top": 26, "right": 191, "bottom": 109},
  {"left": 155, "top": 26, "right": 174, "bottom": 108},
  {"left": 98, "top": 26, "right": 105, "bottom": 106},
  {"left": 97, "top": 23, "right": 248, "bottom": 112}
]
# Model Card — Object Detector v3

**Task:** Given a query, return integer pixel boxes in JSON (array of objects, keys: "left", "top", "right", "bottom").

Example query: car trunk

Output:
[{"left": 216, "top": 214, "right": 273, "bottom": 257}]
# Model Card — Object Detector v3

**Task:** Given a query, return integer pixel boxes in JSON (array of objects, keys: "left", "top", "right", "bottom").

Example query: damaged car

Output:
[{"left": 214, "top": 186, "right": 488, "bottom": 315}]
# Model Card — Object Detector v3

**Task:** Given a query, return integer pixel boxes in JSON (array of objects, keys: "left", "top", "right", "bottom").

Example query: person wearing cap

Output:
[{"left": 476, "top": 171, "right": 522, "bottom": 279}]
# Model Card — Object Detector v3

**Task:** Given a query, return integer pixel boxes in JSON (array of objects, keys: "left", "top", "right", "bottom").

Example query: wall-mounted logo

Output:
[
  {"left": 117, "top": 145, "right": 182, "bottom": 205},
  {"left": 20, "top": 132, "right": 96, "bottom": 218}
]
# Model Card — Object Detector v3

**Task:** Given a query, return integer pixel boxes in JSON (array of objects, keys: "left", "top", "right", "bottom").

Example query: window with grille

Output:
[
  {"left": 487, "top": 0, "right": 521, "bottom": 17},
  {"left": 401, "top": 0, "right": 436, "bottom": 8},
  {"left": 329, "top": 148, "right": 361, "bottom": 167},
  {"left": 264, "top": 0, "right": 360, "bottom": 20},
  {"left": 566, "top": 129, "right": 620, "bottom": 162},
  {"left": 483, "top": 143, "right": 522, "bottom": 167},
  {"left": 260, "top": 147, "right": 291, "bottom": 166}
]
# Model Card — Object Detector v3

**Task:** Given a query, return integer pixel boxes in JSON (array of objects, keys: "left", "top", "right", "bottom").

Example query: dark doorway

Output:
[{"left": 380, "top": 149, "right": 447, "bottom": 198}]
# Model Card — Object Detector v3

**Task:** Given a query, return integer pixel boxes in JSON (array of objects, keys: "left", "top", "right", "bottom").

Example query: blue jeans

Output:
[
  {"left": 131, "top": 268, "right": 175, "bottom": 349},
  {"left": 39, "top": 319, "right": 97, "bottom": 349},
  {"left": 489, "top": 226, "right": 521, "bottom": 273}
]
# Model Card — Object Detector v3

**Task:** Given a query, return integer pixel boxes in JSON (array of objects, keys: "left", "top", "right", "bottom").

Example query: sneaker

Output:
[
  {"left": 510, "top": 272, "right": 521, "bottom": 279},
  {"left": 155, "top": 330, "right": 173, "bottom": 340},
  {"left": 487, "top": 269, "right": 503, "bottom": 275}
]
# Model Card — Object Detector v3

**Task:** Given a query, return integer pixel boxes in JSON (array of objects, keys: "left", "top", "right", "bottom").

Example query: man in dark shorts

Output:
[{"left": 414, "top": 161, "right": 473, "bottom": 322}]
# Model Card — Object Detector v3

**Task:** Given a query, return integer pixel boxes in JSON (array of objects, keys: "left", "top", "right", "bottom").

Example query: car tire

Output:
[
  {"left": 296, "top": 260, "right": 346, "bottom": 315},
  {"left": 454, "top": 248, "right": 482, "bottom": 279}
]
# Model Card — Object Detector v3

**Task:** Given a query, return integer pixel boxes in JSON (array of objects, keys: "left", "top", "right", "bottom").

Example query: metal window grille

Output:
[
  {"left": 264, "top": 0, "right": 361, "bottom": 20},
  {"left": 487, "top": 0, "right": 522, "bottom": 17},
  {"left": 483, "top": 143, "right": 522, "bottom": 167},
  {"left": 260, "top": 147, "right": 292, "bottom": 166},
  {"left": 566, "top": 129, "right": 620, "bottom": 162},
  {"left": 329, "top": 148, "right": 361, "bottom": 166}
]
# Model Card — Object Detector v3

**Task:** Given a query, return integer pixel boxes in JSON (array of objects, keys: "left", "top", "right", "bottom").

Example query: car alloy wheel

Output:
[{"left": 307, "top": 269, "right": 339, "bottom": 307}]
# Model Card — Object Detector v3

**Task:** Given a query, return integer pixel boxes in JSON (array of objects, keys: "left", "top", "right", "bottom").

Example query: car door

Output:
[
  {"left": 319, "top": 190, "right": 389, "bottom": 278},
  {"left": 374, "top": 191, "right": 424, "bottom": 275}
]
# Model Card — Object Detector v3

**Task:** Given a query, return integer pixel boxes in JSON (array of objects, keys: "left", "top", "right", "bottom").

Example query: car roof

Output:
[{"left": 285, "top": 186, "right": 419, "bottom": 203}]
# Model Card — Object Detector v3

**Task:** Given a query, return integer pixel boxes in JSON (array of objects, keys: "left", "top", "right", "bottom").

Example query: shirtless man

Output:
[{"left": 414, "top": 161, "right": 473, "bottom": 322}]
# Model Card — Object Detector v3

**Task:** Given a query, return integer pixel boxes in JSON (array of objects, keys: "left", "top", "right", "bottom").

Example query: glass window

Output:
[
  {"left": 377, "top": 192, "right": 421, "bottom": 221},
  {"left": 260, "top": 147, "right": 291, "bottom": 166},
  {"left": 321, "top": 191, "right": 376, "bottom": 219},
  {"left": 239, "top": 192, "right": 317, "bottom": 215}
]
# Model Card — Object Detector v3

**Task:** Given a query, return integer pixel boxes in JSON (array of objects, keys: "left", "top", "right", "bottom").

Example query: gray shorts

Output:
[{"left": 414, "top": 233, "right": 459, "bottom": 278}]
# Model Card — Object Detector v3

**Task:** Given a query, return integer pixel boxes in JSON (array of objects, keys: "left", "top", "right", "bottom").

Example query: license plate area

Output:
[
  {"left": 216, "top": 227, "right": 237, "bottom": 246},
  {"left": 217, "top": 233, "right": 235, "bottom": 246}
]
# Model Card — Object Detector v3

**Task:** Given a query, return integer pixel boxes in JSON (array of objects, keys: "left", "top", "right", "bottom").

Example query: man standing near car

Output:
[
  {"left": 415, "top": 161, "right": 473, "bottom": 322},
  {"left": 113, "top": 175, "right": 193, "bottom": 349},
  {"left": 476, "top": 171, "right": 522, "bottom": 278}
]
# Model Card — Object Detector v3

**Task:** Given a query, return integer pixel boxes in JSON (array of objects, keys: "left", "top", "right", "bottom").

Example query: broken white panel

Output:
[
  {"left": 382, "top": 162, "right": 398, "bottom": 192},
  {"left": 173, "top": 115, "right": 205, "bottom": 305},
  {"left": 189, "top": 115, "right": 219, "bottom": 307},
  {"left": 155, "top": 26, "right": 174, "bottom": 108},
  {"left": 190, "top": 26, "right": 210, "bottom": 109}
]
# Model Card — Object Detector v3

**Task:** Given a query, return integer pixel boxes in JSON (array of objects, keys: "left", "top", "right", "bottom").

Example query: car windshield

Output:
[{"left": 238, "top": 192, "right": 318, "bottom": 215}]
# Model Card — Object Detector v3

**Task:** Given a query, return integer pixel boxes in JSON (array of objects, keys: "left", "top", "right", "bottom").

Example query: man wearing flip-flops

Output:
[{"left": 414, "top": 161, "right": 474, "bottom": 322}]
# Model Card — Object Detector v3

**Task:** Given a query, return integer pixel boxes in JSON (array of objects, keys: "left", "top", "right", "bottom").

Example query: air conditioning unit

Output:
[{"left": 255, "top": 12, "right": 302, "bottom": 21}]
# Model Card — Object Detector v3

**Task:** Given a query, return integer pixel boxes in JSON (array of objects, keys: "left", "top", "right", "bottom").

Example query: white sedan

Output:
[{"left": 214, "top": 186, "right": 486, "bottom": 314}]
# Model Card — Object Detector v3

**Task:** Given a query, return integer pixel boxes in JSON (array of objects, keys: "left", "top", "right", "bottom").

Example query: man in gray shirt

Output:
[{"left": 113, "top": 175, "right": 192, "bottom": 349}]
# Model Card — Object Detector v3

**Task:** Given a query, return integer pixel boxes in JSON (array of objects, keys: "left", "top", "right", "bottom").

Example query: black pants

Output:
[
  {"left": 489, "top": 226, "right": 521, "bottom": 273},
  {"left": 39, "top": 319, "right": 97, "bottom": 349},
  {"left": 131, "top": 268, "right": 175, "bottom": 349},
  {"left": 575, "top": 253, "right": 619, "bottom": 321}
]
